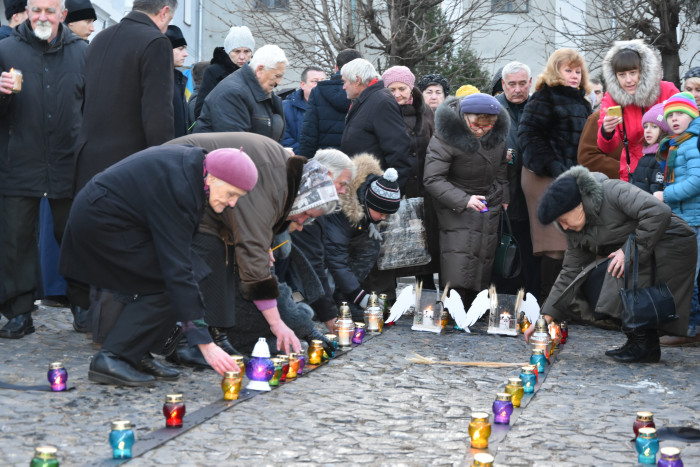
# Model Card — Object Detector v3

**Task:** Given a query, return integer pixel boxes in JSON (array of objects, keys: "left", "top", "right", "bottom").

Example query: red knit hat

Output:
[{"left": 204, "top": 148, "right": 258, "bottom": 191}]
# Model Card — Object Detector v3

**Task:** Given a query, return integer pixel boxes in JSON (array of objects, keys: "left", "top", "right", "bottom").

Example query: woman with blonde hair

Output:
[{"left": 518, "top": 48, "right": 592, "bottom": 302}]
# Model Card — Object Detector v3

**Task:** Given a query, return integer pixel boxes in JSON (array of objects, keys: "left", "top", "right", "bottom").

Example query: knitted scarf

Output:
[{"left": 659, "top": 132, "right": 694, "bottom": 185}]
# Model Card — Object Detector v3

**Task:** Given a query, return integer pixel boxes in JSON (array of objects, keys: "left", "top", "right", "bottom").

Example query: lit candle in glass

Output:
[
  {"left": 277, "top": 355, "right": 290, "bottom": 382},
  {"left": 504, "top": 377, "right": 524, "bottom": 407},
  {"left": 560, "top": 321, "right": 568, "bottom": 344},
  {"left": 230, "top": 355, "right": 245, "bottom": 375},
  {"left": 286, "top": 353, "right": 299, "bottom": 379},
  {"left": 472, "top": 452, "right": 494, "bottom": 467},
  {"left": 635, "top": 427, "right": 659, "bottom": 464},
  {"left": 492, "top": 392, "right": 514, "bottom": 424},
  {"left": 352, "top": 323, "right": 366, "bottom": 344},
  {"left": 658, "top": 447, "right": 684, "bottom": 467},
  {"left": 163, "top": 394, "right": 185, "bottom": 428},
  {"left": 269, "top": 358, "right": 283, "bottom": 386},
  {"left": 468, "top": 412, "right": 491, "bottom": 449},
  {"left": 47, "top": 362, "right": 67, "bottom": 392},
  {"left": 245, "top": 338, "right": 275, "bottom": 391},
  {"left": 297, "top": 353, "right": 306, "bottom": 375},
  {"left": 308, "top": 340, "right": 324, "bottom": 365},
  {"left": 109, "top": 420, "right": 134, "bottom": 459},
  {"left": 221, "top": 371, "right": 242, "bottom": 400},
  {"left": 530, "top": 349, "right": 547, "bottom": 373},
  {"left": 30, "top": 446, "right": 58, "bottom": 467},
  {"left": 633, "top": 411, "right": 655, "bottom": 437},
  {"left": 520, "top": 366, "right": 536, "bottom": 393},
  {"left": 525, "top": 363, "right": 538, "bottom": 383}
]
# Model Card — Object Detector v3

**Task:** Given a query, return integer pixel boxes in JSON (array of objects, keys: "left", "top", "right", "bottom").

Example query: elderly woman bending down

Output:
[{"left": 526, "top": 166, "right": 696, "bottom": 363}]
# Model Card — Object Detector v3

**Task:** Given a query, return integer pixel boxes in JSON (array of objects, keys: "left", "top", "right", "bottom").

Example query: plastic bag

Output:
[{"left": 376, "top": 197, "right": 431, "bottom": 270}]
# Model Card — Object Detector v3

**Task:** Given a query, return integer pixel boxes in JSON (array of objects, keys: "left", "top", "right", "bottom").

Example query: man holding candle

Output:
[
  {"left": 60, "top": 146, "right": 256, "bottom": 386},
  {"left": 0, "top": 0, "right": 87, "bottom": 339}
]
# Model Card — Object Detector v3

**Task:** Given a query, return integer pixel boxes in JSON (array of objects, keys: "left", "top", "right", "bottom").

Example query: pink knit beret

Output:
[
  {"left": 382, "top": 66, "right": 415, "bottom": 89},
  {"left": 204, "top": 148, "right": 258, "bottom": 192}
]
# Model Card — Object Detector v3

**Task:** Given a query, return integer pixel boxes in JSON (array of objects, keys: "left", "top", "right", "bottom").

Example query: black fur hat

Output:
[{"left": 65, "top": 0, "right": 96, "bottom": 23}]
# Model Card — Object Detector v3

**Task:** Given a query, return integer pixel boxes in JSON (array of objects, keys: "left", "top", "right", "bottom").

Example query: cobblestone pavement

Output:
[{"left": 0, "top": 304, "right": 698, "bottom": 466}]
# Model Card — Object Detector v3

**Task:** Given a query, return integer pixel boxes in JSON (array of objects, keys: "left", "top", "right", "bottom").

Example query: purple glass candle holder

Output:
[
  {"left": 297, "top": 354, "right": 306, "bottom": 375},
  {"left": 492, "top": 393, "right": 514, "bottom": 424},
  {"left": 658, "top": 447, "right": 683, "bottom": 467},
  {"left": 352, "top": 323, "right": 366, "bottom": 344},
  {"left": 47, "top": 362, "right": 67, "bottom": 392}
]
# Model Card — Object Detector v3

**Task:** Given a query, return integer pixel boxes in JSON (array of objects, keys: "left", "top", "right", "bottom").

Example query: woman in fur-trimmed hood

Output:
[
  {"left": 324, "top": 154, "right": 402, "bottom": 319},
  {"left": 424, "top": 94, "right": 509, "bottom": 306},
  {"left": 530, "top": 166, "right": 695, "bottom": 363},
  {"left": 597, "top": 39, "right": 679, "bottom": 181}
]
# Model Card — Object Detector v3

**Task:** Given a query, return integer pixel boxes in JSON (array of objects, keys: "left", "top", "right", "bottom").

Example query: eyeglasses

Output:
[{"left": 467, "top": 119, "right": 494, "bottom": 131}]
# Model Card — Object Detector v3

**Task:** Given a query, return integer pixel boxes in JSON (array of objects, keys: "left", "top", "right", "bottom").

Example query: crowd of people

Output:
[{"left": 1, "top": 0, "right": 699, "bottom": 388}]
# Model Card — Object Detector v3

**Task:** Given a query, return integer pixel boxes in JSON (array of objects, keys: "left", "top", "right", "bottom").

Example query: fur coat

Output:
[
  {"left": 543, "top": 166, "right": 695, "bottom": 336},
  {"left": 597, "top": 39, "right": 679, "bottom": 181},
  {"left": 424, "top": 97, "right": 509, "bottom": 291},
  {"left": 518, "top": 83, "right": 592, "bottom": 178},
  {"left": 324, "top": 154, "right": 383, "bottom": 303}
]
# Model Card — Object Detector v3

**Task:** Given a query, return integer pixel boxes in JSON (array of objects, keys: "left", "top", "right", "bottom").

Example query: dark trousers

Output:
[
  {"left": 192, "top": 232, "right": 236, "bottom": 328},
  {"left": 0, "top": 196, "right": 71, "bottom": 319},
  {"left": 101, "top": 291, "right": 174, "bottom": 366},
  {"left": 39, "top": 198, "right": 67, "bottom": 297}
]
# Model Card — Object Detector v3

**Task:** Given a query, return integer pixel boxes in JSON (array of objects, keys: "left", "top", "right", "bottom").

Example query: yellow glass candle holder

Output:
[
  {"left": 468, "top": 412, "right": 491, "bottom": 449},
  {"left": 221, "top": 371, "right": 242, "bottom": 400},
  {"left": 504, "top": 377, "right": 524, "bottom": 407},
  {"left": 287, "top": 353, "right": 299, "bottom": 379}
]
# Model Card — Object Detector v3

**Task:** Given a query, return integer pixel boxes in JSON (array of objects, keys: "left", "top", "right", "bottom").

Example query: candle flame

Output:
[
  {"left": 9, "top": 67, "right": 14, "bottom": 73},
  {"left": 118, "top": 441, "right": 125, "bottom": 450},
  {"left": 170, "top": 410, "right": 178, "bottom": 419}
]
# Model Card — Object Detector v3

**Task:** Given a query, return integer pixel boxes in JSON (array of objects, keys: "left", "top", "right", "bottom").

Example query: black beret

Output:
[
  {"left": 537, "top": 175, "right": 582, "bottom": 225},
  {"left": 416, "top": 73, "right": 450, "bottom": 95}
]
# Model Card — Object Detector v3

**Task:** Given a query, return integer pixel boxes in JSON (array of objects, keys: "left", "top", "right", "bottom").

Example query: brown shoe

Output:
[{"left": 659, "top": 335, "right": 700, "bottom": 347}]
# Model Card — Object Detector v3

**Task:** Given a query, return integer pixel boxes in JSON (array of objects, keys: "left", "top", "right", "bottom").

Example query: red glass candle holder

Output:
[
  {"left": 633, "top": 411, "right": 655, "bottom": 437},
  {"left": 163, "top": 394, "right": 185, "bottom": 428}
]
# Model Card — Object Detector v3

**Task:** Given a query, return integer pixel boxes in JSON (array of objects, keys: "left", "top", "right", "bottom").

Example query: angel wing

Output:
[
  {"left": 520, "top": 292, "right": 541, "bottom": 325},
  {"left": 463, "top": 289, "right": 491, "bottom": 329},
  {"left": 386, "top": 285, "right": 414, "bottom": 323},
  {"left": 442, "top": 289, "right": 469, "bottom": 332}
]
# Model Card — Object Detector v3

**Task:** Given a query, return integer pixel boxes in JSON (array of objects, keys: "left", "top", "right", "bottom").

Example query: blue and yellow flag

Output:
[{"left": 182, "top": 67, "right": 194, "bottom": 102}]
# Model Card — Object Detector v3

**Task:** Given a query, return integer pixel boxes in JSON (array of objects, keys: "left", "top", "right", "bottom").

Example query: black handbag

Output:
[
  {"left": 493, "top": 210, "right": 521, "bottom": 279},
  {"left": 619, "top": 234, "right": 678, "bottom": 332}
]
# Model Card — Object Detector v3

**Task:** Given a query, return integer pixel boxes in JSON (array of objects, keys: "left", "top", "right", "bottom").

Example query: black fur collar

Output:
[{"left": 434, "top": 97, "right": 510, "bottom": 152}]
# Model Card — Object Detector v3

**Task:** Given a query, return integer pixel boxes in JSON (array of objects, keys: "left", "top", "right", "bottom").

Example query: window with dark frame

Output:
[
  {"left": 255, "top": 0, "right": 288, "bottom": 10},
  {"left": 491, "top": 0, "right": 529, "bottom": 13}
]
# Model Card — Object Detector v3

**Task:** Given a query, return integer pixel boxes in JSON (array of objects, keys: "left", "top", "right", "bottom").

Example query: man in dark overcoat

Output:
[
  {"left": 60, "top": 145, "right": 257, "bottom": 386},
  {"left": 0, "top": 0, "right": 86, "bottom": 338},
  {"left": 73, "top": 0, "right": 176, "bottom": 192}
]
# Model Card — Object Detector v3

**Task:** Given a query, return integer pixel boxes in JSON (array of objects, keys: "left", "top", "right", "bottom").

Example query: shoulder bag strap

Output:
[{"left": 621, "top": 110, "right": 632, "bottom": 177}]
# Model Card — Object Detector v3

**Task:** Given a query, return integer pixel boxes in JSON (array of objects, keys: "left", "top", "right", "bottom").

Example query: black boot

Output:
[
  {"left": 166, "top": 340, "right": 210, "bottom": 368},
  {"left": 604, "top": 332, "right": 634, "bottom": 357},
  {"left": 209, "top": 326, "right": 239, "bottom": 355},
  {"left": 0, "top": 313, "right": 35, "bottom": 339},
  {"left": 136, "top": 353, "right": 180, "bottom": 380},
  {"left": 70, "top": 305, "right": 89, "bottom": 333},
  {"left": 611, "top": 329, "right": 661, "bottom": 363}
]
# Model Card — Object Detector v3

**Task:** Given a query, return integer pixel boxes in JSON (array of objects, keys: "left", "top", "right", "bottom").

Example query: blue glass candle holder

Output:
[
  {"left": 635, "top": 427, "right": 659, "bottom": 464},
  {"left": 245, "top": 338, "right": 274, "bottom": 391},
  {"left": 109, "top": 420, "right": 134, "bottom": 459},
  {"left": 520, "top": 366, "right": 536, "bottom": 393},
  {"left": 492, "top": 393, "right": 514, "bottom": 424},
  {"left": 352, "top": 323, "right": 366, "bottom": 344},
  {"left": 47, "top": 362, "right": 68, "bottom": 392},
  {"left": 530, "top": 350, "right": 547, "bottom": 373}
]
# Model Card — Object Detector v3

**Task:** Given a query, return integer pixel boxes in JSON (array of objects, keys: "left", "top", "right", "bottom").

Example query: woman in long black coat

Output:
[{"left": 518, "top": 48, "right": 592, "bottom": 302}]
